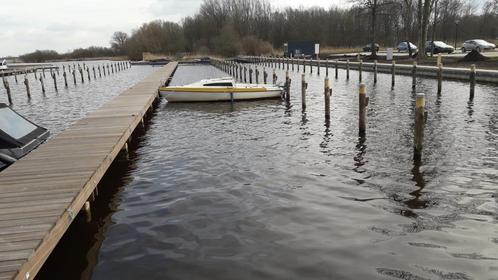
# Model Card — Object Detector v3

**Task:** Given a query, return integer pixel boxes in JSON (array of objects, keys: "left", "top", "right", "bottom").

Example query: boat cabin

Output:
[{"left": 0, "top": 103, "right": 49, "bottom": 170}]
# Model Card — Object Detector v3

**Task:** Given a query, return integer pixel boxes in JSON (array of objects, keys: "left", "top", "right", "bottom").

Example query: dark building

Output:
[{"left": 284, "top": 41, "right": 317, "bottom": 57}]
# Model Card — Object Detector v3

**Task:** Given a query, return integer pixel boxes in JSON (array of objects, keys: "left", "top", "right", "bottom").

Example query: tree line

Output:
[{"left": 19, "top": 0, "right": 497, "bottom": 62}]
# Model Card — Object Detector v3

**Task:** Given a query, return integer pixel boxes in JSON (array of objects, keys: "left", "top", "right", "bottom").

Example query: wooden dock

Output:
[{"left": 0, "top": 62, "right": 178, "bottom": 280}]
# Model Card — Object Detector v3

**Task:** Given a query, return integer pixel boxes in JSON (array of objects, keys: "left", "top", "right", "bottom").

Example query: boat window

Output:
[
  {"left": 0, "top": 107, "right": 37, "bottom": 139},
  {"left": 203, "top": 82, "right": 233, "bottom": 87}
]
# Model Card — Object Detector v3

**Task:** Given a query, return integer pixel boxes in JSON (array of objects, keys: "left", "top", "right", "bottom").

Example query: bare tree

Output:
[{"left": 110, "top": 31, "right": 129, "bottom": 55}]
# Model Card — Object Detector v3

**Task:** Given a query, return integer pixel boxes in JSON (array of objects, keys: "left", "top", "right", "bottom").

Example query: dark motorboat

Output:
[{"left": 0, "top": 103, "right": 49, "bottom": 170}]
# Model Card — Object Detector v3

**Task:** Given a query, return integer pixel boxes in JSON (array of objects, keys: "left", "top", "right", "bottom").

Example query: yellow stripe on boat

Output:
[{"left": 159, "top": 87, "right": 268, "bottom": 93}]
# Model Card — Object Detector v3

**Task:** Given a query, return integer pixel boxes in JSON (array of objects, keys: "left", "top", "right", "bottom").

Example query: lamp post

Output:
[{"left": 454, "top": 19, "right": 460, "bottom": 49}]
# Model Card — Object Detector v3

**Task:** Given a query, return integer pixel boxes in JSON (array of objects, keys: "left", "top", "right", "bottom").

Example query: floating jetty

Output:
[{"left": 0, "top": 62, "right": 177, "bottom": 280}]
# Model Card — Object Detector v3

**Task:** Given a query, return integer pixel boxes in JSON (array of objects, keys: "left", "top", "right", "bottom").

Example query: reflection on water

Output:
[{"left": 34, "top": 64, "right": 497, "bottom": 280}]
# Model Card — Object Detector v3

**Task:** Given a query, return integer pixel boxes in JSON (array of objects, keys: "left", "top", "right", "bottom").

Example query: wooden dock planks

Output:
[{"left": 0, "top": 62, "right": 178, "bottom": 280}]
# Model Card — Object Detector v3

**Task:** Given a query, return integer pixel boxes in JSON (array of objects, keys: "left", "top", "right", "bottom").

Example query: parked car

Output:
[
  {"left": 363, "top": 43, "right": 380, "bottom": 52},
  {"left": 425, "top": 41, "right": 455, "bottom": 54},
  {"left": 397, "top": 42, "right": 418, "bottom": 53},
  {"left": 461, "top": 39, "right": 496, "bottom": 52}
]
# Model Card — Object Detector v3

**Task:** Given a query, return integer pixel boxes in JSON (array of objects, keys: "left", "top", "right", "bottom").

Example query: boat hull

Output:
[{"left": 160, "top": 89, "right": 282, "bottom": 102}]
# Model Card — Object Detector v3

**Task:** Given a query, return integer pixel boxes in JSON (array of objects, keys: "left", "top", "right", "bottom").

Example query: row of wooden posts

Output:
[
  {"left": 1, "top": 61, "right": 131, "bottom": 104},
  {"left": 213, "top": 59, "right": 439, "bottom": 160},
  {"left": 232, "top": 55, "right": 478, "bottom": 99}
]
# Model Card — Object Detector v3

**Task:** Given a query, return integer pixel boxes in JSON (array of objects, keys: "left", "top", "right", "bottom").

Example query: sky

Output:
[{"left": 0, "top": 0, "right": 348, "bottom": 57}]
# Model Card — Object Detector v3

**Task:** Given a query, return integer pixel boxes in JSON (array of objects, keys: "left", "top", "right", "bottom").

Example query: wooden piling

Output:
[
  {"left": 285, "top": 71, "right": 290, "bottom": 102},
  {"left": 255, "top": 68, "right": 259, "bottom": 84},
  {"left": 87, "top": 67, "right": 91, "bottom": 81},
  {"left": 324, "top": 77, "right": 332, "bottom": 119},
  {"left": 310, "top": 58, "right": 313, "bottom": 74},
  {"left": 249, "top": 67, "right": 253, "bottom": 83},
  {"left": 39, "top": 76, "right": 45, "bottom": 94},
  {"left": 291, "top": 57, "right": 294, "bottom": 71},
  {"left": 359, "top": 84, "right": 369, "bottom": 136},
  {"left": 244, "top": 66, "right": 247, "bottom": 83},
  {"left": 373, "top": 60, "right": 378, "bottom": 84},
  {"left": 346, "top": 59, "right": 350, "bottom": 80},
  {"left": 326, "top": 59, "right": 329, "bottom": 76},
  {"left": 79, "top": 68, "right": 84, "bottom": 83},
  {"left": 317, "top": 56, "right": 321, "bottom": 75},
  {"left": 272, "top": 69, "right": 277, "bottom": 84},
  {"left": 414, "top": 93, "right": 426, "bottom": 160},
  {"left": 93, "top": 66, "right": 96, "bottom": 79},
  {"left": 14, "top": 73, "right": 18, "bottom": 84},
  {"left": 412, "top": 61, "right": 417, "bottom": 90},
  {"left": 359, "top": 59, "right": 363, "bottom": 82},
  {"left": 52, "top": 72, "right": 58, "bottom": 91},
  {"left": 63, "top": 71, "right": 68, "bottom": 87},
  {"left": 24, "top": 75, "right": 31, "bottom": 99},
  {"left": 437, "top": 62, "right": 443, "bottom": 94},
  {"left": 263, "top": 68, "right": 268, "bottom": 84},
  {"left": 3, "top": 79, "right": 12, "bottom": 104},
  {"left": 72, "top": 70, "right": 77, "bottom": 85},
  {"left": 335, "top": 60, "right": 338, "bottom": 79},
  {"left": 301, "top": 73, "right": 307, "bottom": 111},
  {"left": 99, "top": 66, "right": 102, "bottom": 77},
  {"left": 469, "top": 64, "right": 476, "bottom": 99},
  {"left": 391, "top": 60, "right": 396, "bottom": 88}
]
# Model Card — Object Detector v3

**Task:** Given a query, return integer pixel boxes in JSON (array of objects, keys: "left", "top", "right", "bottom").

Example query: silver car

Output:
[{"left": 462, "top": 39, "right": 496, "bottom": 53}]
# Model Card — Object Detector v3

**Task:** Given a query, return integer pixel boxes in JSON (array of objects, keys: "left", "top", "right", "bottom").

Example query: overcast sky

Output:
[{"left": 0, "top": 0, "right": 349, "bottom": 57}]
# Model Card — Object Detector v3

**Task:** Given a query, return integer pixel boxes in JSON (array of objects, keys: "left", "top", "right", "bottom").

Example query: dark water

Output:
[{"left": 33, "top": 64, "right": 497, "bottom": 280}]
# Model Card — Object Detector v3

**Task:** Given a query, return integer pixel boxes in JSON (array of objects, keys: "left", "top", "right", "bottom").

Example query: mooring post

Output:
[
  {"left": 469, "top": 64, "right": 476, "bottom": 99},
  {"left": 335, "top": 60, "right": 338, "bottom": 79},
  {"left": 346, "top": 59, "right": 350, "bottom": 80},
  {"left": 79, "top": 67, "right": 84, "bottom": 83},
  {"left": 292, "top": 57, "right": 294, "bottom": 71},
  {"left": 52, "top": 72, "right": 58, "bottom": 91},
  {"left": 325, "top": 59, "right": 329, "bottom": 76},
  {"left": 14, "top": 73, "right": 18, "bottom": 84},
  {"left": 272, "top": 69, "right": 277, "bottom": 84},
  {"left": 286, "top": 58, "right": 289, "bottom": 71},
  {"left": 98, "top": 65, "right": 102, "bottom": 77},
  {"left": 39, "top": 76, "right": 45, "bottom": 94},
  {"left": 414, "top": 93, "right": 426, "bottom": 160},
  {"left": 34, "top": 70, "right": 38, "bottom": 80},
  {"left": 437, "top": 62, "right": 443, "bottom": 94},
  {"left": 412, "top": 61, "right": 417, "bottom": 90},
  {"left": 72, "top": 70, "right": 77, "bottom": 85},
  {"left": 310, "top": 57, "right": 313, "bottom": 74},
  {"left": 301, "top": 73, "right": 307, "bottom": 112},
  {"left": 63, "top": 70, "right": 68, "bottom": 87},
  {"left": 255, "top": 67, "right": 259, "bottom": 84},
  {"left": 263, "top": 68, "right": 268, "bottom": 84},
  {"left": 324, "top": 77, "right": 331, "bottom": 119},
  {"left": 359, "top": 83, "right": 369, "bottom": 136},
  {"left": 87, "top": 67, "right": 91, "bottom": 81},
  {"left": 391, "top": 60, "right": 396, "bottom": 88},
  {"left": 24, "top": 74, "right": 31, "bottom": 99},
  {"left": 93, "top": 66, "right": 96, "bottom": 79},
  {"left": 249, "top": 67, "right": 253, "bottom": 83},
  {"left": 42, "top": 68, "right": 46, "bottom": 78},
  {"left": 373, "top": 60, "right": 378, "bottom": 84},
  {"left": 84, "top": 201, "right": 92, "bottom": 222},
  {"left": 3, "top": 79, "right": 12, "bottom": 104},
  {"left": 303, "top": 57, "right": 306, "bottom": 73},
  {"left": 285, "top": 71, "right": 290, "bottom": 102},
  {"left": 317, "top": 56, "right": 321, "bottom": 75},
  {"left": 244, "top": 66, "right": 247, "bottom": 83},
  {"left": 359, "top": 59, "right": 363, "bottom": 82},
  {"left": 239, "top": 65, "right": 243, "bottom": 81}
]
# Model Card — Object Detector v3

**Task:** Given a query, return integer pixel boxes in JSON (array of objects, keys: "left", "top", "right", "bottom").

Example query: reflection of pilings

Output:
[{"left": 414, "top": 93, "right": 426, "bottom": 160}]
